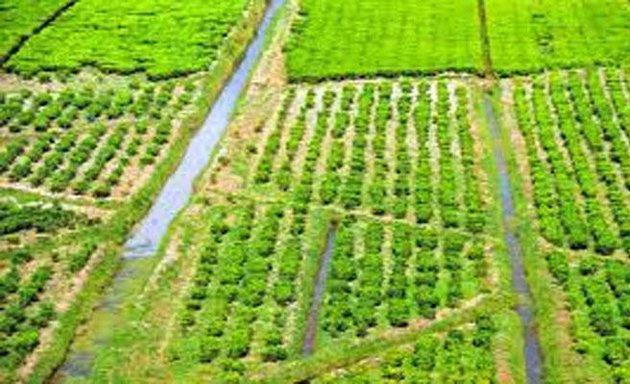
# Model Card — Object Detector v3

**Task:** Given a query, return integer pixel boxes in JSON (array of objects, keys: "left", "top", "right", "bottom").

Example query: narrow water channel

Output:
[
  {"left": 53, "top": 0, "right": 286, "bottom": 380},
  {"left": 483, "top": 94, "right": 542, "bottom": 384},
  {"left": 125, "top": 0, "right": 285, "bottom": 259},
  {"left": 302, "top": 225, "right": 337, "bottom": 356}
]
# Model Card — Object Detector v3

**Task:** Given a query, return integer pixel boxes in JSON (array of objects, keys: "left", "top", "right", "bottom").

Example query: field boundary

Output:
[
  {"left": 0, "top": 0, "right": 80, "bottom": 67},
  {"left": 477, "top": 0, "right": 494, "bottom": 78}
]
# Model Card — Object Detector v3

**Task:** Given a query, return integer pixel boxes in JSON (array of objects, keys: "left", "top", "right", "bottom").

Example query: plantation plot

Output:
[
  {"left": 231, "top": 78, "right": 497, "bottom": 345},
  {"left": 486, "top": 0, "right": 630, "bottom": 74},
  {"left": 0, "top": 73, "right": 202, "bottom": 199},
  {"left": 6, "top": 0, "right": 255, "bottom": 77},
  {"left": 285, "top": 0, "right": 630, "bottom": 80},
  {"left": 0, "top": 192, "right": 103, "bottom": 381},
  {"left": 0, "top": 0, "right": 69, "bottom": 59},
  {"left": 285, "top": 0, "right": 483, "bottom": 81},
  {"left": 311, "top": 315, "right": 499, "bottom": 383},
  {"left": 503, "top": 68, "right": 630, "bottom": 382}
]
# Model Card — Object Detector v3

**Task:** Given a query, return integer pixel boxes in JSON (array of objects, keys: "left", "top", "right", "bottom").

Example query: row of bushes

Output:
[
  {"left": 320, "top": 86, "right": 354, "bottom": 205},
  {"left": 0, "top": 83, "right": 178, "bottom": 133},
  {"left": 274, "top": 89, "right": 314, "bottom": 192},
  {"left": 0, "top": 264, "right": 55, "bottom": 371},
  {"left": 368, "top": 83, "right": 393, "bottom": 216},
  {"left": 254, "top": 89, "right": 297, "bottom": 184},
  {"left": 546, "top": 251, "right": 630, "bottom": 382},
  {"left": 339, "top": 84, "right": 375, "bottom": 210},
  {"left": 435, "top": 83, "right": 462, "bottom": 228},
  {"left": 414, "top": 81, "right": 434, "bottom": 224},
  {"left": 320, "top": 314, "right": 496, "bottom": 382},
  {"left": 0, "top": 201, "right": 82, "bottom": 236}
]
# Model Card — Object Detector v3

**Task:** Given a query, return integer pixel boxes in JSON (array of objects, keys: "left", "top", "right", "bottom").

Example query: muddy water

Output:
[
  {"left": 484, "top": 94, "right": 542, "bottom": 383},
  {"left": 53, "top": 0, "right": 286, "bottom": 380},
  {"left": 302, "top": 226, "right": 337, "bottom": 356}
]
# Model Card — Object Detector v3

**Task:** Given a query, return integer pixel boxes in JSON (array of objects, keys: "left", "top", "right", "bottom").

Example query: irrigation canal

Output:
[
  {"left": 302, "top": 225, "right": 337, "bottom": 356},
  {"left": 484, "top": 94, "right": 543, "bottom": 384}
]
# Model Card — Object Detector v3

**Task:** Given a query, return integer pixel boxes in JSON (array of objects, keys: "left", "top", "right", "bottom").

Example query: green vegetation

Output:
[
  {"left": 66, "top": 77, "right": 510, "bottom": 382},
  {"left": 285, "top": 0, "right": 483, "bottom": 81},
  {"left": 511, "top": 69, "right": 630, "bottom": 255},
  {"left": 0, "top": 0, "right": 69, "bottom": 59},
  {"left": 0, "top": 77, "right": 200, "bottom": 198},
  {"left": 0, "top": 0, "right": 269, "bottom": 381},
  {"left": 285, "top": 0, "right": 630, "bottom": 81},
  {"left": 2, "top": 0, "right": 630, "bottom": 381},
  {"left": 487, "top": 0, "right": 630, "bottom": 74},
  {"left": 506, "top": 67, "right": 630, "bottom": 382},
  {"left": 6, "top": 0, "right": 252, "bottom": 77},
  {"left": 312, "top": 314, "right": 498, "bottom": 383}
]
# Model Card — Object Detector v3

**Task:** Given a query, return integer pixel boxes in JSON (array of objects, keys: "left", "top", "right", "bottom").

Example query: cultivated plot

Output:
[
  {"left": 285, "top": 0, "right": 484, "bottom": 81},
  {"left": 0, "top": 0, "right": 266, "bottom": 380},
  {"left": 0, "top": 0, "right": 69, "bottom": 58},
  {"left": 0, "top": 74, "right": 202, "bottom": 199},
  {"left": 285, "top": 0, "right": 630, "bottom": 80},
  {"left": 501, "top": 67, "right": 630, "bottom": 382},
  {"left": 487, "top": 0, "right": 630, "bottom": 74},
  {"left": 6, "top": 0, "right": 253, "bottom": 77}
]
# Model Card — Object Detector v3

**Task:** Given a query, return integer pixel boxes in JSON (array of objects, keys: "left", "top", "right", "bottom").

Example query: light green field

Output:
[
  {"left": 0, "top": 0, "right": 69, "bottom": 58},
  {"left": 487, "top": 0, "right": 630, "bottom": 74},
  {"left": 286, "top": 0, "right": 630, "bottom": 80},
  {"left": 285, "top": 0, "right": 484, "bottom": 81},
  {"left": 6, "top": 0, "right": 251, "bottom": 77}
]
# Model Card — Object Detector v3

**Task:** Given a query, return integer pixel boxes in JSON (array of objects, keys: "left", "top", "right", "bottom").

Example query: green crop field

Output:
[
  {"left": 0, "top": 0, "right": 69, "bottom": 58},
  {"left": 6, "top": 0, "right": 252, "bottom": 77},
  {"left": 501, "top": 68, "right": 630, "bottom": 382},
  {"left": 2, "top": 0, "right": 630, "bottom": 382},
  {"left": 487, "top": 0, "right": 630, "bottom": 74},
  {"left": 286, "top": 0, "right": 630, "bottom": 80},
  {"left": 55, "top": 77, "right": 516, "bottom": 383},
  {"left": 285, "top": 0, "right": 484, "bottom": 81}
]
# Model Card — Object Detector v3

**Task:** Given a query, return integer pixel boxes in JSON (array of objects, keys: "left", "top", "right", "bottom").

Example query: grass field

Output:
[{"left": 487, "top": 0, "right": 630, "bottom": 74}]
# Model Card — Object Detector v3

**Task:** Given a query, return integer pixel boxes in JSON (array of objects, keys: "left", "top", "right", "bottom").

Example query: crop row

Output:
[
  {"left": 0, "top": 81, "right": 191, "bottom": 133},
  {"left": 319, "top": 216, "right": 489, "bottom": 341},
  {"left": 318, "top": 86, "right": 355, "bottom": 206},
  {"left": 313, "top": 314, "right": 497, "bottom": 383},
  {"left": 0, "top": 233, "right": 98, "bottom": 372},
  {"left": 0, "top": 81, "right": 198, "bottom": 197},
  {"left": 511, "top": 70, "right": 630, "bottom": 255},
  {"left": 546, "top": 251, "right": 630, "bottom": 383},
  {"left": 252, "top": 80, "right": 487, "bottom": 230},
  {"left": 172, "top": 201, "right": 315, "bottom": 380},
  {"left": 0, "top": 200, "right": 86, "bottom": 236}
]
